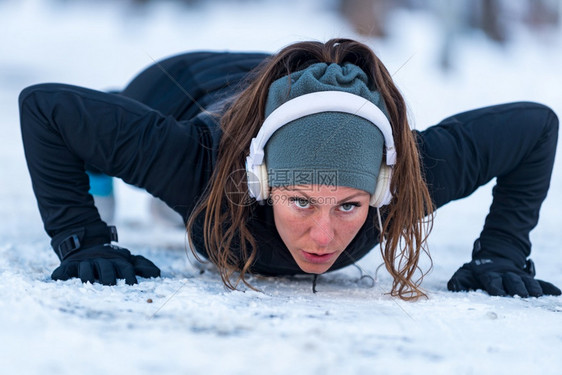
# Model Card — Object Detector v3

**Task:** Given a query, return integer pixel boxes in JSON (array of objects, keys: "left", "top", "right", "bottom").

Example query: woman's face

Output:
[{"left": 270, "top": 185, "right": 370, "bottom": 274}]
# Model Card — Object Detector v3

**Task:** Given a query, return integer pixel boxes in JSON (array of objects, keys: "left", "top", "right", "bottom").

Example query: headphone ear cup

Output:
[
  {"left": 246, "top": 160, "right": 261, "bottom": 201},
  {"left": 370, "top": 165, "right": 393, "bottom": 207},
  {"left": 246, "top": 161, "right": 269, "bottom": 202},
  {"left": 257, "top": 163, "right": 269, "bottom": 201}
]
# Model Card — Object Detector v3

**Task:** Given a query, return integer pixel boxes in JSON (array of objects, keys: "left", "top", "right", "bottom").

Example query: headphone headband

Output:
[{"left": 246, "top": 91, "right": 396, "bottom": 169}]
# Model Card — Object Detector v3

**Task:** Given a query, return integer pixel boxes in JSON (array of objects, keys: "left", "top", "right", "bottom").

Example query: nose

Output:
[{"left": 308, "top": 212, "right": 335, "bottom": 248}]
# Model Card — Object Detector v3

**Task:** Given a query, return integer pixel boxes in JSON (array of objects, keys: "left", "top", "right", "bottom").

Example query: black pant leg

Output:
[
  {"left": 417, "top": 102, "right": 559, "bottom": 265},
  {"left": 120, "top": 51, "right": 270, "bottom": 120}
]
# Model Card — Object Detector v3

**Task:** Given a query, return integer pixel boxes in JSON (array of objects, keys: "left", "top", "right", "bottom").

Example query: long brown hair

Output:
[{"left": 187, "top": 38, "right": 434, "bottom": 300}]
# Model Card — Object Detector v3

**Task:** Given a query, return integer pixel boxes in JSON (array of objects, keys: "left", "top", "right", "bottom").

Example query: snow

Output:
[{"left": 1, "top": 1, "right": 561, "bottom": 374}]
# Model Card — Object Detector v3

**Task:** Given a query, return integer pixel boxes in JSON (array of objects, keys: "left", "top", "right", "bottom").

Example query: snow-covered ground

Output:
[{"left": 1, "top": 1, "right": 561, "bottom": 374}]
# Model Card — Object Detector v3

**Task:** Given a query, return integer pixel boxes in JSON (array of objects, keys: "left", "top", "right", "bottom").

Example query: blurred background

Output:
[
  {"left": 1, "top": 4, "right": 561, "bottom": 374},
  {"left": 1, "top": 0, "right": 561, "bottom": 123},
  {"left": 1, "top": 0, "right": 561, "bottom": 276}
]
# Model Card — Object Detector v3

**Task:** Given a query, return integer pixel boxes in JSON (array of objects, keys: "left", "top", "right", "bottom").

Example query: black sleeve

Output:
[
  {"left": 19, "top": 83, "right": 215, "bottom": 247},
  {"left": 417, "top": 102, "right": 558, "bottom": 266}
]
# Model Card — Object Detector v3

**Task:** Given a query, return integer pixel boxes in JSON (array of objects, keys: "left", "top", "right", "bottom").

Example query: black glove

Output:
[
  {"left": 51, "top": 244, "right": 160, "bottom": 286},
  {"left": 50, "top": 223, "right": 160, "bottom": 285},
  {"left": 447, "top": 256, "right": 561, "bottom": 297}
]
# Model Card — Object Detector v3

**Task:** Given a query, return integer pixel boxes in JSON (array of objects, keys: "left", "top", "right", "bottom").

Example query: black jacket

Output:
[
  {"left": 19, "top": 52, "right": 558, "bottom": 275},
  {"left": 18, "top": 52, "right": 379, "bottom": 275}
]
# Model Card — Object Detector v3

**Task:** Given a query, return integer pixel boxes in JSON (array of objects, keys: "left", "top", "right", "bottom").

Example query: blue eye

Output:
[
  {"left": 340, "top": 203, "right": 359, "bottom": 212},
  {"left": 289, "top": 197, "right": 310, "bottom": 209}
]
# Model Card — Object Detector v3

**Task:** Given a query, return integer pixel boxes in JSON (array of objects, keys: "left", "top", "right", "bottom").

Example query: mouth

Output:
[{"left": 299, "top": 249, "right": 338, "bottom": 264}]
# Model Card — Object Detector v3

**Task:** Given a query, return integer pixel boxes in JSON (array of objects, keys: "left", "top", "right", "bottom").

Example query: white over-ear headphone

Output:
[{"left": 245, "top": 91, "right": 396, "bottom": 207}]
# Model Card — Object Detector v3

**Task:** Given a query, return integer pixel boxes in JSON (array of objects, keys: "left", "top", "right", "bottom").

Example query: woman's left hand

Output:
[{"left": 447, "top": 256, "right": 561, "bottom": 297}]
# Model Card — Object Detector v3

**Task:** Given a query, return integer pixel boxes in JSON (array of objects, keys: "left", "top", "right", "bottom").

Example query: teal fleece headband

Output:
[{"left": 263, "top": 62, "right": 388, "bottom": 194}]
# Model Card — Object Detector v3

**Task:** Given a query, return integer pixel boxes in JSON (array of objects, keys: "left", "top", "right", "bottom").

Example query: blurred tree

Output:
[
  {"left": 525, "top": 0, "right": 560, "bottom": 29},
  {"left": 478, "top": 0, "right": 507, "bottom": 43},
  {"left": 130, "top": 0, "right": 201, "bottom": 6},
  {"left": 339, "top": 0, "right": 391, "bottom": 37},
  {"left": 435, "top": 0, "right": 462, "bottom": 72}
]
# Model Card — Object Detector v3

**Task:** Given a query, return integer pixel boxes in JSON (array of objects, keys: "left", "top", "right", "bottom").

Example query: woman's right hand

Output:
[{"left": 51, "top": 244, "right": 160, "bottom": 285}]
